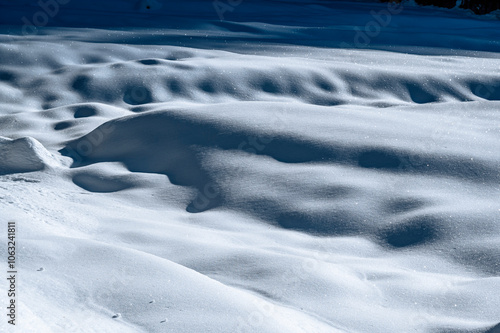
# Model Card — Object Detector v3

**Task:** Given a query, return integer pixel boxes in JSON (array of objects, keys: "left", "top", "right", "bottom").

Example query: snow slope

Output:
[{"left": 0, "top": 0, "right": 500, "bottom": 332}]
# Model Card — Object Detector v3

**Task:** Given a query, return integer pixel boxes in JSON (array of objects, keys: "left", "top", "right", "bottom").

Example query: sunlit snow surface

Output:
[{"left": 1, "top": 0, "right": 500, "bottom": 332}]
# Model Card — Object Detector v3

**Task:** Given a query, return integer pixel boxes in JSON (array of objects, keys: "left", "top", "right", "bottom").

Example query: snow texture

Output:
[{"left": 0, "top": 0, "right": 499, "bottom": 332}]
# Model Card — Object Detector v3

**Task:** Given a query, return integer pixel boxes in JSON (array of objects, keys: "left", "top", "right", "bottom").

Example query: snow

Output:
[
  {"left": 0, "top": 0, "right": 500, "bottom": 332},
  {"left": 0, "top": 136, "right": 60, "bottom": 175}
]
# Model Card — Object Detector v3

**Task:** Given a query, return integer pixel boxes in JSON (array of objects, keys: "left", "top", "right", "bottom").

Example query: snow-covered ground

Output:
[{"left": 1, "top": 0, "right": 500, "bottom": 332}]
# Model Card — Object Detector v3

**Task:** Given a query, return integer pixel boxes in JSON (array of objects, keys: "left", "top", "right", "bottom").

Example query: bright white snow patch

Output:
[{"left": 0, "top": 136, "right": 60, "bottom": 175}]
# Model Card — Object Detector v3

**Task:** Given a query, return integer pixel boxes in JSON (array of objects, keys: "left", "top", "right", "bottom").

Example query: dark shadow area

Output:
[
  {"left": 407, "top": 82, "right": 440, "bottom": 104},
  {"left": 3, "top": 0, "right": 500, "bottom": 56},
  {"left": 0, "top": 70, "right": 17, "bottom": 84},
  {"left": 137, "top": 59, "right": 162, "bottom": 66},
  {"left": 485, "top": 323, "right": 500, "bottom": 333},
  {"left": 73, "top": 104, "right": 99, "bottom": 118},
  {"left": 383, "top": 197, "right": 427, "bottom": 214},
  {"left": 358, "top": 150, "right": 402, "bottom": 169},
  {"left": 72, "top": 172, "right": 135, "bottom": 193},
  {"left": 123, "top": 86, "right": 154, "bottom": 105},
  {"left": 54, "top": 121, "right": 73, "bottom": 130},
  {"left": 59, "top": 108, "right": 500, "bottom": 216},
  {"left": 378, "top": 215, "right": 441, "bottom": 248},
  {"left": 166, "top": 78, "right": 189, "bottom": 97},
  {"left": 452, "top": 247, "right": 500, "bottom": 276},
  {"left": 275, "top": 209, "right": 363, "bottom": 236},
  {"left": 71, "top": 75, "right": 92, "bottom": 97},
  {"left": 437, "top": 328, "right": 494, "bottom": 333}
]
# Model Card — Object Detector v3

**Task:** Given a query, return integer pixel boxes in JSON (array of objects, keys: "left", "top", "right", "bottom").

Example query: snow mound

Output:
[
  {"left": 10, "top": 49, "right": 500, "bottom": 110},
  {"left": 0, "top": 136, "right": 59, "bottom": 175}
]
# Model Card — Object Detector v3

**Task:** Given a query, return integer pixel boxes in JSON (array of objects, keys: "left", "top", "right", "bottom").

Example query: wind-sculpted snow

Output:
[
  {"left": 2, "top": 42, "right": 500, "bottom": 111},
  {"left": 1, "top": 3, "right": 500, "bottom": 332},
  {"left": 59, "top": 101, "right": 500, "bottom": 270}
]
